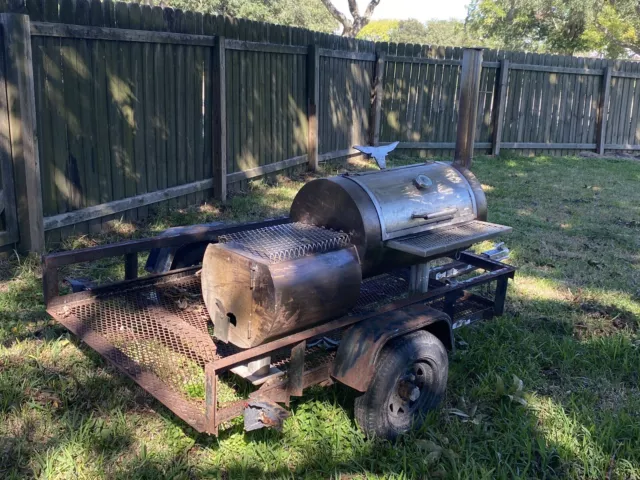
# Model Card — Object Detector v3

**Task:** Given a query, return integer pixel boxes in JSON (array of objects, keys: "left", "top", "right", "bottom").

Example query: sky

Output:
[{"left": 333, "top": 0, "right": 470, "bottom": 23}]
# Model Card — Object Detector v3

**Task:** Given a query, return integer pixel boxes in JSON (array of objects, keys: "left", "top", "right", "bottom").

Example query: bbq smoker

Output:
[
  {"left": 42, "top": 147, "right": 515, "bottom": 439},
  {"left": 202, "top": 161, "right": 510, "bottom": 348}
]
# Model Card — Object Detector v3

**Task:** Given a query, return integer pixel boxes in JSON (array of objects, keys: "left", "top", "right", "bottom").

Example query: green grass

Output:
[{"left": 1, "top": 153, "right": 639, "bottom": 479}]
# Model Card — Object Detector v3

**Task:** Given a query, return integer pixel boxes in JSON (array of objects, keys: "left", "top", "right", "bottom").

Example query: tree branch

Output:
[
  {"left": 347, "top": 0, "right": 359, "bottom": 18},
  {"left": 319, "top": 0, "right": 381, "bottom": 37},
  {"left": 319, "top": 0, "right": 353, "bottom": 31},
  {"left": 362, "top": 0, "right": 381, "bottom": 20}
]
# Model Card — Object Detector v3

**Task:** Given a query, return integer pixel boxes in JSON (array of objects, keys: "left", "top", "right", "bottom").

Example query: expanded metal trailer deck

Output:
[{"left": 43, "top": 218, "right": 515, "bottom": 435}]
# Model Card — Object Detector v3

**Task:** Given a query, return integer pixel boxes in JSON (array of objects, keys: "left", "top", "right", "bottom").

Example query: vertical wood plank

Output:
[
  {"left": 405, "top": 45, "right": 420, "bottom": 142},
  {"left": 560, "top": 56, "right": 576, "bottom": 156},
  {"left": 202, "top": 14, "right": 214, "bottom": 186},
  {"left": 413, "top": 44, "right": 429, "bottom": 146},
  {"left": 140, "top": 4, "right": 156, "bottom": 209},
  {"left": 579, "top": 58, "right": 594, "bottom": 147},
  {"left": 74, "top": 0, "right": 98, "bottom": 232},
  {"left": 586, "top": 57, "right": 604, "bottom": 146},
  {"left": 229, "top": 37, "right": 239, "bottom": 175},
  {"left": 422, "top": 45, "right": 437, "bottom": 147},
  {"left": 192, "top": 12, "right": 204, "bottom": 204},
  {"left": 554, "top": 55, "right": 569, "bottom": 150},
  {"left": 264, "top": 28, "right": 274, "bottom": 166},
  {"left": 151, "top": 7, "right": 168, "bottom": 205},
  {"left": 59, "top": 0, "right": 85, "bottom": 237},
  {"left": 0, "top": 16, "right": 19, "bottom": 245},
  {"left": 212, "top": 36, "right": 226, "bottom": 200},
  {"left": 0, "top": 13, "right": 44, "bottom": 252},
  {"left": 569, "top": 60, "right": 585, "bottom": 150},
  {"left": 627, "top": 61, "right": 640, "bottom": 146},
  {"left": 445, "top": 47, "right": 461, "bottom": 148},
  {"left": 115, "top": 2, "right": 136, "bottom": 221},
  {"left": 596, "top": 66, "right": 611, "bottom": 155},
  {"left": 128, "top": 2, "right": 147, "bottom": 220},
  {"left": 433, "top": 46, "right": 447, "bottom": 146},
  {"left": 174, "top": 9, "right": 187, "bottom": 204},
  {"left": 103, "top": 0, "right": 125, "bottom": 225},
  {"left": 31, "top": 20, "right": 54, "bottom": 221},
  {"left": 184, "top": 11, "right": 196, "bottom": 205},
  {"left": 256, "top": 27, "right": 265, "bottom": 165},
  {"left": 491, "top": 59, "right": 508, "bottom": 155},
  {"left": 542, "top": 53, "right": 558, "bottom": 148},
  {"left": 516, "top": 52, "right": 532, "bottom": 145},
  {"left": 306, "top": 43, "right": 318, "bottom": 170},
  {"left": 88, "top": 0, "right": 110, "bottom": 235},
  {"left": 618, "top": 61, "right": 634, "bottom": 148}
]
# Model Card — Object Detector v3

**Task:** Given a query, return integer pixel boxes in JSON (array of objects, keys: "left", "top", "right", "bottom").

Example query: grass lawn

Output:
[{"left": 0, "top": 153, "right": 639, "bottom": 479}]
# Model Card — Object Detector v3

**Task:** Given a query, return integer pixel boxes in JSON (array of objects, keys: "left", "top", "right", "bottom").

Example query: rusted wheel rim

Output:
[{"left": 388, "top": 361, "right": 434, "bottom": 424}]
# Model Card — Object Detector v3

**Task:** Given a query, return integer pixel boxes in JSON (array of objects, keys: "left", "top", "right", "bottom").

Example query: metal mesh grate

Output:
[
  {"left": 352, "top": 271, "right": 409, "bottom": 314},
  {"left": 218, "top": 222, "right": 351, "bottom": 263},
  {"left": 386, "top": 221, "right": 511, "bottom": 258},
  {"left": 51, "top": 277, "right": 224, "bottom": 410}
]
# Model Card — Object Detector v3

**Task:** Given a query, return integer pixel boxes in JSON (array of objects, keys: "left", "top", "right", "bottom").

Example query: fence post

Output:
[
  {"left": 491, "top": 59, "right": 509, "bottom": 156},
  {"left": 0, "top": 13, "right": 44, "bottom": 253},
  {"left": 212, "top": 35, "right": 227, "bottom": 202},
  {"left": 596, "top": 65, "right": 611, "bottom": 155},
  {"left": 454, "top": 48, "right": 483, "bottom": 168},
  {"left": 370, "top": 51, "right": 385, "bottom": 146},
  {"left": 307, "top": 44, "right": 319, "bottom": 171}
]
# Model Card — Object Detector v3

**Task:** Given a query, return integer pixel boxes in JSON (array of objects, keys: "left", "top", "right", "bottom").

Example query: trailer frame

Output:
[{"left": 43, "top": 217, "right": 515, "bottom": 435}]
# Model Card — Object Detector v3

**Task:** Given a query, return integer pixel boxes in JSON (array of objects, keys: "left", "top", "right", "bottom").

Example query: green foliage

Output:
[
  {"left": 582, "top": 1, "right": 640, "bottom": 59},
  {"left": 358, "top": 19, "right": 485, "bottom": 47},
  {"left": 467, "top": 0, "right": 640, "bottom": 58},
  {"left": 356, "top": 19, "right": 399, "bottom": 42},
  {"left": 158, "top": 0, "right": 339, "bottom": 33},
  {"left": 388, "top": 19, "right": 429, "bottom": 44}
]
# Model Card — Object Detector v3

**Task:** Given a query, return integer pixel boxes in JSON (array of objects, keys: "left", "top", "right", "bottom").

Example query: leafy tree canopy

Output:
[
  {"left": 467, "top": 0, "right": 640, "bottom": 58},
  {"left": 160, "top": 0, "right": 339, "bottom": 33},
  {"left": 356, "top": 19, "right": 399, "bottom": 42},
  {"left": 358, "top": 19, "right": 484, "bottom": 48}
]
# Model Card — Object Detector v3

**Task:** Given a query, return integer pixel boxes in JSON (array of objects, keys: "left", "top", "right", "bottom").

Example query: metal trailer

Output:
[{"left": 42, "top": 217, "right": 515, "bottom": 437}]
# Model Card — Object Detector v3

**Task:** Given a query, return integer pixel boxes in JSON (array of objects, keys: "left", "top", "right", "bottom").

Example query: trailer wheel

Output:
[{"left": 354, "top": 330, "right": 448, "bottom": 439}]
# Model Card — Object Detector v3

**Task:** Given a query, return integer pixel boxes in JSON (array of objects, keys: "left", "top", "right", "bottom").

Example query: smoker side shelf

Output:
[{"left": 385, "top": 220, "right": 512, "bottom": 258}]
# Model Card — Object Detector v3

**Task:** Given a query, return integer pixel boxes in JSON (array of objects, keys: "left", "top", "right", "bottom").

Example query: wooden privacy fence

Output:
[{"left": 1, "top": 0, "right": 640, "bottom": 253}]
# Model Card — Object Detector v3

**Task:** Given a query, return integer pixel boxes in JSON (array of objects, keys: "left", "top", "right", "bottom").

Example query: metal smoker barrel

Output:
[{"left": 289, "top": 162, "right": 488, "bottom": 277}]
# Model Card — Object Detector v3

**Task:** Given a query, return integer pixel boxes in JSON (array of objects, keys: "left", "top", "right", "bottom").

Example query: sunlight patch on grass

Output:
[{"left": 512, "top": 274, "right": 572, "bottom": 302}]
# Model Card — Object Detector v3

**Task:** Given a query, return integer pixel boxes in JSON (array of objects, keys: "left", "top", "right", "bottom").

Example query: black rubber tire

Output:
[{"left": 354, "top": 330, "right": 448, "bottom": 440}]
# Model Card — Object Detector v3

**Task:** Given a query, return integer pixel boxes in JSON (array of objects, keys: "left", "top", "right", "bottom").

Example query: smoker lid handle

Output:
[{"left": 411, "top": 208, "right": 458, "bottom": 220}]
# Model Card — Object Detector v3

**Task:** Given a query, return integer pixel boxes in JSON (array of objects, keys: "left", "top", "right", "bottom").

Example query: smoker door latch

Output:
[{"left": 249, "top": 263, "right": 258, "bottom": 290}]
